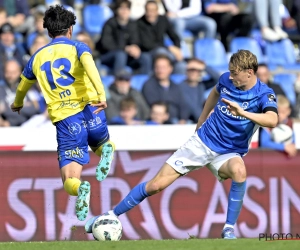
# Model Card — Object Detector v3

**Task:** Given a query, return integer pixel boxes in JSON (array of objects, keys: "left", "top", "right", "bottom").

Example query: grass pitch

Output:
[{"left": 1, "top": 239, "right": 300, "bottom": 250}]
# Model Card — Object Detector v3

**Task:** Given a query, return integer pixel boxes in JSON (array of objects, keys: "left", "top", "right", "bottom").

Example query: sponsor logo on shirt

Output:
[
  {"left": 221, "top": 87, "right": 231, "bottom": 95},
  {"left": 217, "top": 102, "right": 247, "bottom": 120}
]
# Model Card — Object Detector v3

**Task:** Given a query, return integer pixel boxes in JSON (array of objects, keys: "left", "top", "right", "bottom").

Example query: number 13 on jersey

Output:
[{"left": 41, "top": 58, "right": 75, "bottom": 99}]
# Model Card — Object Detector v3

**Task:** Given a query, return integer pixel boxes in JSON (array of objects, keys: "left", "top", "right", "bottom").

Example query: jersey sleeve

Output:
[
  {"left": 216, "top": 72, "right": 230, "bottom": 94},
  {"left": 258, "top": 89, "right": 278, "bottom": 113},
  {"left": 21, "top": 56, "right": 36, "bottom": 82},
  {"left": 75, "top": 41, "right": 92, "bottom": 59},
  {"left": 80, "top": 53, "right": 106, "bottom": 101}
]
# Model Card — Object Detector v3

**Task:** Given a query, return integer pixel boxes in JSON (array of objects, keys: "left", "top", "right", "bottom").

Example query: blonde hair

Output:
[
  {"left": 277, "top": 95, "right": 290, "bottom": 108},
  {"left": 229, "top": 50, "right": 258, "bottom": 73}
]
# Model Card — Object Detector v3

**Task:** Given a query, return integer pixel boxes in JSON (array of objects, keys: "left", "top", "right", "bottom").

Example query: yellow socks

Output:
[
  {"left": 64, "top": 177, "right": 81, "bottom": 196},
  {"left": 95, "top": 141, "right": 115, "bottom": 157}
]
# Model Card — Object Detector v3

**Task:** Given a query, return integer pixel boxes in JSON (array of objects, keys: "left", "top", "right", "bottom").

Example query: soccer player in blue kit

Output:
[
  {"left": 85, "top": 50, "right": 278, "bottom": 239},
  {"left": 10, "top": 5, "right": 115, "bottom": 222}
]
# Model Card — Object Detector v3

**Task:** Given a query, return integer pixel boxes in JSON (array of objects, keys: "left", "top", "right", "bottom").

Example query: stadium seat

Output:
[
  {"left": 83, "top": 5, "right": 113, "bottom": 36},
  {"left": 266, "top": 39, "right": 300, "bottom": 68},
  {"left": 230, "top": 37, "right": 264, "bottom": 63},
  {"left": 130, "top": 75, "right": 149, "bottom": 91},
  {"left": 170, "top": 74, "right": 186, "bottom": 84},
  {"left": 194, "top": 38, "right": 228, "bottom": 67},
  {"left": 72, "top": 22, "right": 82, "bottom": 37},
  {"left": 273, "top": 73, "right": 296, "bottom": 106},
  {"left": 164, "top": 37, "right": 191, "bottom": 59},
  {"left": 102, "top": 0, "right": 113, "bottom": 4},
  {"left": 45, "top": 0, "right": 55, "bottom": 5},
  {"left": 101, "top": 75, "right": 115, "bottom": 88}
]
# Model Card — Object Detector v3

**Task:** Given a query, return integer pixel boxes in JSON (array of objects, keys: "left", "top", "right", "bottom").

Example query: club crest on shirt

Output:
[
  {"left": 268, "top": 94, "right": 276, "bottom": 102},
  {"left": 242, "top": 102, "right": 249, "bottom": 110}
]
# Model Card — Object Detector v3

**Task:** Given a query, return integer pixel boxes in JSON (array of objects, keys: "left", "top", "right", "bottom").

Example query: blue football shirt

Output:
[{"left": 198, "top": 72, "right": 278, "bottom": 155}]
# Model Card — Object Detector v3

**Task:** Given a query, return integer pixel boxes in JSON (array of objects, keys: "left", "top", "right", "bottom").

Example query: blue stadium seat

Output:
[
  {"left": 72, "top": 22, "right": 82, "bottom": 37},
  {"left": 273, "top": 73, "right": 296, "bottom": 106},
  {"left": 183, "top": 30, "right": 193, "bottom": 40},
  {"left": 230, "top": 37, "right": 264, "bottom": 63},
  {"left": 101, "top": 75, "right": 115, "bottom": 88},
  {"left": 102, "top": 0, "right": 113, "bottom": 4},
  {"left": 45, "top": 0, "right": 55, "bottom": 5},
  {"left": 170, "top": 74, "right": 186, "bottom": 84},
  {"left": 130, "top": 75, "right": 149, "bottom": 91},
  {"left": 194, "top": 38, "right": 228, "bottom": 67},
  {"left": 83, "top": 5, "right": 113, "bottom": 36},
  {"left": 164, "top": 38, "right": 191, "bottom": 59},
  {"left": 266, "top": 39, "right": 298, "bottom": 67}
]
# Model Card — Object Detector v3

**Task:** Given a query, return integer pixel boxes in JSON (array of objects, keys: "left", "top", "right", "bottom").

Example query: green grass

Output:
[{"left": 1, "top": 239, "right": 300, "bottom": 250}]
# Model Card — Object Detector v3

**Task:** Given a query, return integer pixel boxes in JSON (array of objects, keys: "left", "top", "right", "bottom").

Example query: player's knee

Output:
[{"left": 230, "top": 163, "right": 247, "bottom": 182}]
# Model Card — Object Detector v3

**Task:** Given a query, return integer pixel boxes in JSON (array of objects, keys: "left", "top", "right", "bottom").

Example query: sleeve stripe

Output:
[
  {"left": 263, "top": 107, "right": 278, "bottom": 114},
  {"left": 20, "top": 74, "right": 37, "bottom": 83}
]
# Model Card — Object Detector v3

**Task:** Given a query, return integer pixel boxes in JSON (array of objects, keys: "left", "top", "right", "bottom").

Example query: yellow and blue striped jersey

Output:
[{"left": 20, "top": 37, "right": 105, "bottom": 123}]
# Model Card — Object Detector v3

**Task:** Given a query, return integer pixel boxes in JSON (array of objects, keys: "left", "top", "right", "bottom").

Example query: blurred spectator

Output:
[
  {"left": 142, "top": 55, "right": 189, "bottom": 123},
  {"left": 284, "top": 0, "right": 300, "bottom": 35},
  {"left": 163, "top": 0, "right": 217, "bottom": 40},
  {"left": 256, "top": 63, "right": 286, "bottom": 97},
  {"left": 26, "top": 6, "right": 49, "bottom": 50},
  {"left": 0, "top": 59, "right": 40, "bottom": 126},
  {"left": 110, "top": 97, "right": 143, "bottom": 125},
  {"left": 75, "top": 31, "right": 97, "bottom": 58},
  {"left": 0, "top": 23, "right": 29, "bottom": 77},
  {"left": 27, "top": 1, "right": 46, "bottom": 9},
  {"left": 179, "top": 58, "right": 220, "bottom": 123},
  {"left": 145, "top": 101, "right": 171, "bottom": 124},
  {"left": 0, "top": 7, "right": 7, "bottom": 27},
  {"left": 279, "top": 2, "right": 298, "bottom": 36},
  {"left": 253, "top": 0, "right": 288, "bottom": 42},
  {"left": 0, "top": 0, "right": 33, "bottom": 34},
  {"left": 129, "top": 0, "right": 165, "bottom": 20},
  {"left": 259, "top": 95, "right": 297, "bottom": 157},
  {"left": 29, "top": 34, "right": 49, "bottom": 55},
  {"left": 294, "top": 73, "right": 300, "bottom": 118},
  {"left": 106, "top": 69, "right": 150, "bottom": 122},
  {"left": 137, "top": 0, "right": 186, "bottom": 74},
  {"left": 203, "top": 0, "right": 253, "bottom": 51},
  {"left": 96, "top": 0, "right": 151, "bottom": 74}
]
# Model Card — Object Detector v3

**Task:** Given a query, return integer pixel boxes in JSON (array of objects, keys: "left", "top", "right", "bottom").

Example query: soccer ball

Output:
[
  {"left": 271, "top": 124, "right": 293, "bottom": 144},
  {"left": 92, "top": 214, "right": 123, "bottom": 241}
]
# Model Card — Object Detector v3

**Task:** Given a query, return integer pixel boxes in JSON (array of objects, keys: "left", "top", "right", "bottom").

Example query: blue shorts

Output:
[{"left": 56, "top": 105, "right": 109, "bottom": 168}]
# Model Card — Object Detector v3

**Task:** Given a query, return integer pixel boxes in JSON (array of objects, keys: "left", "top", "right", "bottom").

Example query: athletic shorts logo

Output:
[
  {"left": 268, "top": 94, "right": 276, "bottom": 102},
  {"left": 68, "top": 122, "right": 81, "bottom": 135},
  {"left": 64, "top": 147, "right": 84, "bottom": 159},
  {"left": 175, "top": 160, "right": 183, "bottom": 166}
]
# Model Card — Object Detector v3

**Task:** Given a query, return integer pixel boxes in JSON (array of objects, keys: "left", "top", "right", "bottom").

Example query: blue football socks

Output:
[
  {"left": 225, "top": 181, "right": 246, "bottom": 227},
  {"left": 113, "top": 182, "right": 150, "bottom": 216}
]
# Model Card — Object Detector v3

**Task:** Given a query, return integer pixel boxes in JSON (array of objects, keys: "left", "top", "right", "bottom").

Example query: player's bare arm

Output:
[
  {"left": 222, "top": 98, "right": 278, "bottom": 128},
  {"left": 196, "top": 86, "right": 220, "bottom": 130}
]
